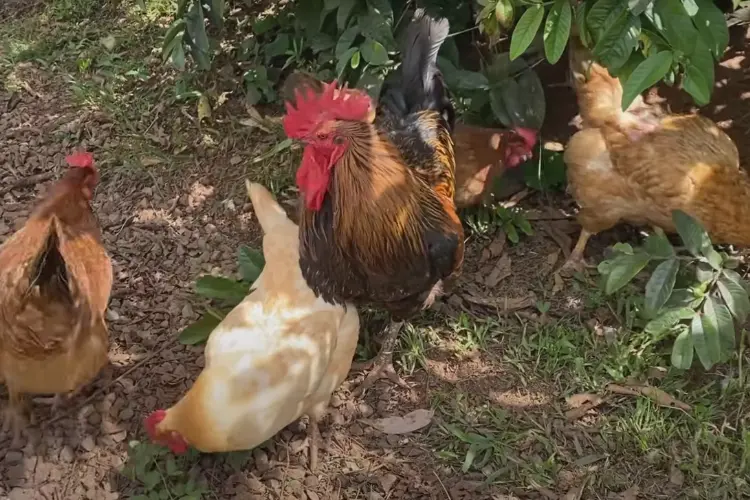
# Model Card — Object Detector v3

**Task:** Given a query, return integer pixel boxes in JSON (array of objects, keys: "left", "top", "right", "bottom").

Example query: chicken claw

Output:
[
  {"left": 351, "top": 321, "right": 409, "bottom": 396},
  {"left": 558, "top": 228, "right": 594, "bottom": 277},
  {"left": 2, "top": 395, "right": 29, "bottom": 447}
]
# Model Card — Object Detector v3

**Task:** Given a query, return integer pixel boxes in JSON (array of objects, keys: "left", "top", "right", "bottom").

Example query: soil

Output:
[{"left": 1, "top": 14, "right": 749, "bottom": 500}]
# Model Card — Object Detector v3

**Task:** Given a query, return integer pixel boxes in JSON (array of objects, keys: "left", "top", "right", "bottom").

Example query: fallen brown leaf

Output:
[
  {"left": 619, "top": 485, "right": 639, "bottom": 500},
  {"left": 462, "top": 292, "right": 536, "bottom": 313},
  {"left": 485, "top": 254, "right": 512, "bottom": 288},
  {"left": 606, "top": 383, "right": 691, "bottom": 411},
  {"left": 362, "top": 409, "right": 433, "bottom": 434}
]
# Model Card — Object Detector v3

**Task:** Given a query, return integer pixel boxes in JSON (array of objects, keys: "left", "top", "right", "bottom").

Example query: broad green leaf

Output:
[
  {"left": 490, "top": 87, "right": 512, "bottom": 126},
  {"left": 683, "top": 60, "right": 712, "bottom": 106},
  {"left": 593, "top": 13, "right": 641, "bottom": 71},
  {"left": 170, "top": 40, "right": 186, "bottom": 70},
  {"left": 672, "top": 209, "right": 711, "bottom": 257},
  {"left": 163, "top": 19, "right": 187, "bottom": 53},
  {"left": 360, "top": 6, "right": 396, "bottom": 51},
  {"left": 510, "top": 5, "right": 545, "bottom": 61},
  {"left": 644, "top": 307, "right": 695, "bottom": 335},
  {"left": 253, "top": 16, "right": 277, "bottom": 35},
  {"left": 337, "top": 0, "right": 357, "bottom": 30},
  {"left": 613, "top": 242, "right": 635, "bottom": 255},
  {"left": 645, "top": 257, "right": 679, "bottom": 317},
  {"left": 335, "top": 46, "right": 358, "bottom": 76},
  {"left": 587, "top": 0, "right": 627, "bottom": 39},
  {"left": 265, "top": 34, "right": 290, "bottom": 60},
  {"left": 604, "top": 252, "right": 651, "bottom": 295},
  {"left": 516, "top": 68, "right": 546, "bottom": 129},
  {"left": 238, "top": 245, "right": 265, "bottom": 283},
  {"left": 643, "top": 230, "right": 675, "bottom": 259},
  {"left": 367, "top": 0, "right": 393, "bottom": 22},
  {"left": 179, "top": 314, "right": 221, "bottom": 345},
  {"left": 693, "top": 0, "right": 729, "bottom": 59},
  {"left": 718, "top": 274, "right": 750, "bottom": 323},
  {"left": 576, "top": 2, "right": 593, "bottom": 47},
  {"left": 350, "top": 50, "right": 361, "bottom": 68},
  {"left": 324, "top": 0, "right": 340, "bottom": 10},
  {"left": 653, "top": 0, "right": 698, "bottom": 55},
  {"left": 455, "top": 70, "right": 489, "bottom": 91},
  {"left": 544, "top": 0, "right": 572, "bottom": 65},
  {"left": 665, "top": 289, "right": 703, "bottom": 309},
  {"left": 495, "top": 0, "right": 515, "bottom": 30},
  {"left": 672, "top": 327, "right": 694, "bottom": 369},
  {"left": 628, "top": 0, "right": 653, "bottom": 15},
  {"left": 195, "top": 275, "right": 249, "bottom": 302},
  {"left": 206, "top": 0, "right": 225, "bottom": 28},
  {"left": 357, "top": 71, "right": 385, "bottom": 100},
  {"left": 709, "top": 298, "right": 736, "bottom": 351},
  {"left": 185, "top": 0, "right": 211, "bottom": 70},
  {"left": 439, "top": 38, "right": 460, "bottom": 68},
  {"left": 462, "top": 444, "right": 478, "bottom": 472},
  {"left": 360, "top": 38, "right": 389, "bottom": 65},
  {"left": 693, "top": 311, "right": 721, "bottom": 369},
  {"left": 614, "top": 50, "right": 646, "bottom": 82},
  {"left": 336, "top": 25, "right": 360, "bottom": 59},
  {"left": 621, "top": 51, "right": 673, "bottom": 110},
  {"left": 681, "top": 0, "right": 699, "bottom": 16}
]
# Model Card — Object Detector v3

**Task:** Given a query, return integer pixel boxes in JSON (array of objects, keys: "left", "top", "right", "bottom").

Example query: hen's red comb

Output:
[
  {"left": 283, "top": 80, "right": 372, "bottom": 139},
  {"left": 513, "top": 127, "right": 539, "bottom": 149},
  {"left": 144, "top": 410, "right": 166, "bottom": 438},
  {"left": 66, "top": 152, "right": 95, "bottom": 169}
]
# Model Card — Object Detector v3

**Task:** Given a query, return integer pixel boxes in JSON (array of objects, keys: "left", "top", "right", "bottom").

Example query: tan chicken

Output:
[
  {"left": 0, "top": 152, "right": 113, "bottom": 441},
  {"left": 561, "top": 37, "right": 744, "bottom": 272},
  {"left": 145, "top": 182, "right": 360, "bottom": 471}
]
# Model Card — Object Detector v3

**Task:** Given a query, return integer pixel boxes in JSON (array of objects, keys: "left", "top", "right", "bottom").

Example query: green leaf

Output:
[
  {"left": 544, "top": 0, "right": 572, "bottom": 65},
  {"left": 238, "top": 245, "right": 265, "bottom": 283},
  {"left": 336, "top": 47, "right": 358, "bottom": 76},
  {"left": 335, "top": 25, "right": 360, "bottom": 59},
  {"left": 683, "top": 60, "right": 712, "bottom": 106},
  {"left": 337, "top": 0, "right": 357, "bottom": 31},
  {"left": 593, "top": 12, "right": 641, "bottom": 71},
  {"left": 505, "top": 223, "right": 519, "bottom": 244},
  {"left": 495, "top": 0, "right": 515, "bottom": 30},
  {"left": 653, "top": 0, "right": 698, "bottom": 55},
  {"left": 350, "top": 50, "right": 361, "bottom": 68},
  {"left": 357, "top": 70, "right": 385, "bottom": 100},
  {"left": 643, "top": 230, "right": 675, "bottom": 259},
  {"left": 672, "top": 209, "right": 712, "bottom": 257},
  {"left": 682, "top": 0, "right": 699, "bottom": 16},
  {"left": 509, "top": 5, "right": 545, "bottom": 61},
  {"left": 168, "top": 35, "right": 186, "bottom": 70},
  {"left": 265, "top": 34, "right": 290, "bottom": 60},
  {"left": 628, "top": 0, "right": 653, "bottom": 15},
  {"left": 644, "top": 306, "right": 695, "bottom": 335},
  {"left": 692, "top": 311, "right": 720, "bottom": 369},
  {"left": 185, "top": 0, "right": 211, "bottom": 70},
  {"left": 604, "top": 252, "right": 651, "bottom": 295},
  {"left": 645, "top": 257, "right": 680, "bottom": 317},
  {"left": 621, "top": 50, "right": 673, "bottom": 110},
  {"left": 360, "top": 5, "right": 396, "bottom": 51},
  {"left": 587, "top": 0, "right": 628, "bottom": 39},
  {"left": 672, "top": 326, "right": 694, "bottom": 369},
  {"left": 516, "top": 68, "right": 546, "bottom": 130},
  {"left": 613, "top": 242, "right": 635, "bottom": 255},
  {"left": 456, "top": 71, "right": 490, "bottom": 91},
  {"left": 195, "top": 275, "right": 248, "bottom": 302},
  {"left": 693, "top": 0, "right": 729, "bottom": 59},
  {"left": 178, "top": 314, "right": 222, "bottom": 345},
  {"left": 253, "top": 16, "right": 277, "bottom": 35},
  {"left": 206, "top": 0, "right": 225, "bottom": 28},
  {"left": 163, "top": 19, "right": 187, "bottom": 54},
  {"left": 709, "top": 297, "right": 736, "bottom": 351},
  {"left": 718, "top": 274, "right": 750, "bottom": 323},
  {"left": 462, "top": 444, "right": 478, "bottom": 472},
  {"left": 143, "top": 470, "right": 160, "bottom": 490},
  {"left": 360, "top": 38, "right": 389, "bottom": 65}
]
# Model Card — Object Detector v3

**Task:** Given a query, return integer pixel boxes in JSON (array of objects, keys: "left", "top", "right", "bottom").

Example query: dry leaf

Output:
[
  {"left": 567, "top": 393, "right": 601, "bottom": 408},
  {"left": 669, "top": 464, "right": 684, "bottom": 486},
  {"left": 488, "top": 236, "right": 507, "bottom": 258},
  {"left": 198, "top": 94, "right": 212, "bottom": 122},
  {"left": 546, "top": 250, "right": 560, "bottom": 268},
  {"left": 565, "top": 393, "right": 606, "bottom": 420},
  {"left": 562, "top": 474, "right": 590, "bottom": 500},
  {"left": 141, "top": 157, "right": 164, "bottom": 167},
  {"left": 619, "top": 485, "right": 639, "bottom": 500},
  {"left": 485, "top": 254, "right": 512, "bottom": 288},
  {"left": 100, "top": 35, "right": 117, "bottom": 51},
  {"left": 462, "top": 293, "right": 536, "bottom": 313},
  {"left": 606, "top": 383, "right": 691, "bottom": 411},
  {"left": 363, "top": 409, "right": 433, "bottom": 434},
  {"left": 552, "top": 272, "right": 565, "bottom": 295}
]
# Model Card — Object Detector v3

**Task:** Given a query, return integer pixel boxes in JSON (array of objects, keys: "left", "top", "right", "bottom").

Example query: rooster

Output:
[
  {"left": 0, "top": 152, "right": 113, "bottom": 443},
  {"left": 145, "top": 182, "right": 359, "bottom": 471},
  {"left": 282, "top": 9, "right": 465, "bottom": 394}
]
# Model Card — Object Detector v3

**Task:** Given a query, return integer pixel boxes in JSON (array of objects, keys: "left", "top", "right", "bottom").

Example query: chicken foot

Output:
[
  {"left": 558, "top": 228, "right": 595, "bottom": 276},
  {"left": 351, "top": 321, "right": 409, "bottom": 396},
  {"left": 2, "top": 392, "right": 29, "bottom": 448}
]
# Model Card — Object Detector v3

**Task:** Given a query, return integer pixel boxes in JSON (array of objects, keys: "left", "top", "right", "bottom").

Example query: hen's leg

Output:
[
  {"left": 2, "top": 391, "right": 28, "bottom": 447},
  {"left": 351, "top": 321, "right": 409, "bottom": 396},
  {"left": 308, "top": 418, "right": 320, "bottom": 472},
  {"left": 559, "top": 228, "right": 594, "bottom": 275}
]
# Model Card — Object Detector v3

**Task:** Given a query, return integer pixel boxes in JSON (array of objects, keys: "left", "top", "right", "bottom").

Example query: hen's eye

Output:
[{"left": 317, "top": 132, "right": 327, "bottom": 140}]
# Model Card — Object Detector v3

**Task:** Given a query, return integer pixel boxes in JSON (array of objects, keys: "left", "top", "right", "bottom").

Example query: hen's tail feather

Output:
[{"left": 246, "top": 181, "right": 291, "bottom": 233}]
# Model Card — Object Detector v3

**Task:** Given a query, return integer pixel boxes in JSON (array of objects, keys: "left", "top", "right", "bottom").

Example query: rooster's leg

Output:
[
  {"left": 559, "top": 228, "right": 594, "bottom": 275},
  {"left": 2, "top": 391, "right": 28, "bottom": 447},
  {"left": 352, "top": 321, "right": 409, "bottom": 396}
]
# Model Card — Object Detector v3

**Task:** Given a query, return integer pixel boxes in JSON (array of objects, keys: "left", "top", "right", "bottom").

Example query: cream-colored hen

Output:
[{"left": 145, "top": 182, "right": 360, "bottom": 470}]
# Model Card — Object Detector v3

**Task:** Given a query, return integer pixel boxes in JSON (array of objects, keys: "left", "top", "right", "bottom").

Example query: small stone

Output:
[
  {"left": 246, "top": 477, "right": 264, "bottom": 493},
  {"left": 306, "top": 491, "right": 320, "bottom": 500},
  {"left": 303, "top": 476, "right": 318, "bottom": 488},
  {"left": 330, "top": 395, "right": 343, "bottom": 408},
  {"left": 81, "top": 436, "right": 96, "bottom": 452},
  {"left": 253, "top": 449, "right": 270, "bottom": 472},
  {"left": 349, "top": 423, "right": 364, "bottom": 437},
  {"left": 286, "top": 468, "right": 306, "bottom": 480},
  {"left": 119, "top": 407, "right": 134, "bottom": 420},
  {"left": 59, "top": 446, "right": 75, "bottom": 463},
  {"left": 358, "top": 403, "right": 374, "bottom": 418},
  {"left": 4, "top": 451, "right": 23, "bottom": 464}
]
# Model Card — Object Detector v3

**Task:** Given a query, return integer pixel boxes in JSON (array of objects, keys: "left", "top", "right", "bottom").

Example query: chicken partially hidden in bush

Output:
[
  {"left": 145, "top": 182, "right": 360, "bottom": 471},
  {"left": 452, "top": 123, "right": 537, "bottom": 208},
  {"left": 282, "top": 10, "right": 465, "bottom": 395},
  {"left": 0, "top": 152, "right": 113, "bottom": 441},
  {"left": 561, "top": 36, "right": 744, "bottom": 273}
]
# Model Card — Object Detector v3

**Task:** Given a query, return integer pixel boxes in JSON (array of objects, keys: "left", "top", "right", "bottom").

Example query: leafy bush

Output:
[
  {"left": 178, "top": 245, "right": 265, "bottom": 346},
  {"left": 123, "top": 440, "right": 207, "bottom": 500},
  {"left": 598, "top": 210, "right": 749, "bottom": 370},
  {"left": 464, "top": 203, "right": 533, "bottom": 243}
]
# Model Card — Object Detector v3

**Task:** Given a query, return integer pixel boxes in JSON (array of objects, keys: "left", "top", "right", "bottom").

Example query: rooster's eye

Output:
[
  {"left": 333, "top": 136, "right": 345, "bottom": 145},
  {"left": 317, "top": 132, "right": 328, "bottom": 140}
]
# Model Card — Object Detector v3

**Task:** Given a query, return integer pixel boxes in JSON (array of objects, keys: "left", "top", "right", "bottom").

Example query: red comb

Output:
[
  {"left": 513, "top": 127, "right": 538, "bottom": 148},
  {"left": 66, "top": 152, "right": 94, "bottom": 168},
  {"left": 144, "top": 409, "right": 166, "bottom": 438},
  {"left": 283, "top": 80, "right": 372, "bottom": 139}
]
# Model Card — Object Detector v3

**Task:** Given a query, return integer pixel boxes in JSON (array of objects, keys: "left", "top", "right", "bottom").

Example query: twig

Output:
[
  {"left": 0, "top": 171, "right": 56, "bottom": 196},
  {"left": 43, "top": 339, "right": 174, "bottom": 427},
  {"left": 432, "top": 471, "right": 452, "bottom": 500}
]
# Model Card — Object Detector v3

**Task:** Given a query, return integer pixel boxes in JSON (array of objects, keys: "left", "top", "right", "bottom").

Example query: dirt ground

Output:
[{"left": 1, "top": 4, "right": 750, "bottom": 499}]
